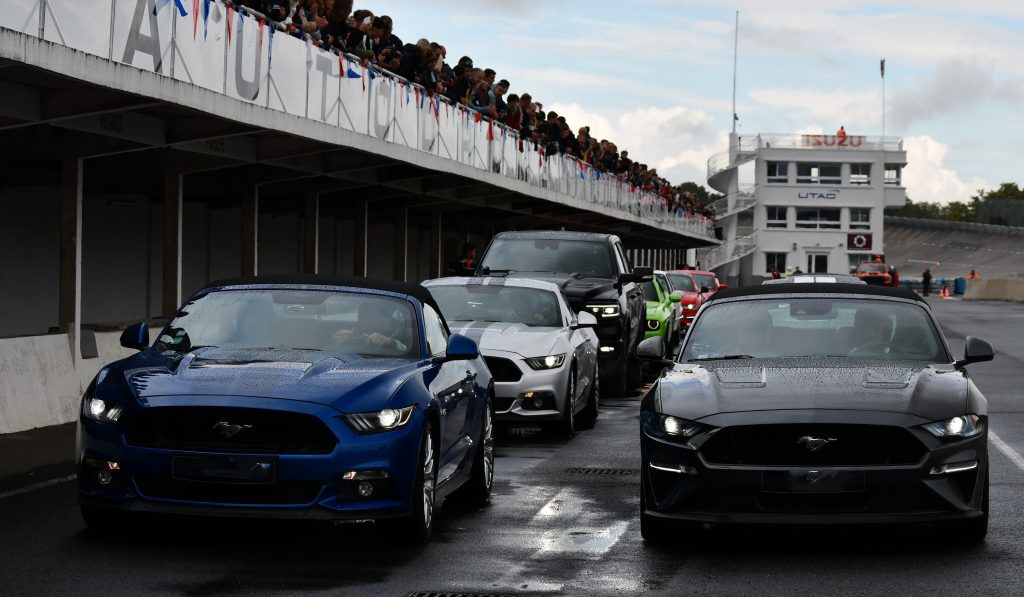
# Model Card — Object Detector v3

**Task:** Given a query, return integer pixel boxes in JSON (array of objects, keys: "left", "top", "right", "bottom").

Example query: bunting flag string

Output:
[
  {"left": 367, "top": 68, "right": 376, "bottom": 94},
  {"left": 257, "top": 16, "right": 265, "bottom": 51},
  {"left": 434, "top": 97, "right": 441, "bottom": 120},
  {"left": 268, "top": 26, "right": 275, "bottom": 65},
  {"left": 192, "top": 0, "right": 200, "bottom": 38},
  {"left": 361, "top": 64, "right": 366, "bottom": 92},
  {"left": 153, "top": 0, "right": 188, "bottom": 16},
  {"left": 225, "top": 4, "right": 234, "bottom": 43},
  {"left": 202, "top": 0, "right": 212, "bottom": 39},
  {"left": 405, "top": 83, "right": 411, "bottom": 105},
  {"left": 487, "top": 120, "right": 494, "bottom": 141}
]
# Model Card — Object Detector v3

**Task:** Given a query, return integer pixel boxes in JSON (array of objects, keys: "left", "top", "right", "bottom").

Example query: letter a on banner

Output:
[{"left": 123, "top": 0, "right": 164, "bottom": 73}]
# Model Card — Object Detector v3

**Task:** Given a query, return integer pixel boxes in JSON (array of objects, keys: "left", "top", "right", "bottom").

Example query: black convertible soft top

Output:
[
  {"left": 202, "top": 274, "right": 444, "bottom": 313},
  {"left": 708, "top": 283, "right": 926, "bottom": 304}
]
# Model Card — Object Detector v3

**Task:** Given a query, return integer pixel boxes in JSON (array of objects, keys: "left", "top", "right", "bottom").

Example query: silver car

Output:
[{"left": 423, "top": 277, "right": 600, "bottom": 437}]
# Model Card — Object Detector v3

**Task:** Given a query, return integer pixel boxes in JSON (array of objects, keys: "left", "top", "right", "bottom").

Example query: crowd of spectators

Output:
[{"left": 233, "top": 1, "right": 715, "bottom": 222}]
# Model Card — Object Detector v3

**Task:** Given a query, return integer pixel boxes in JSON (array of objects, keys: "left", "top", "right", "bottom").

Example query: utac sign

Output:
[
  {"left": 802, "top": 135, "right": 865, "bottom": 148},
  {"left": 848, "top": 233, "right": 873, "bottom": 250}
]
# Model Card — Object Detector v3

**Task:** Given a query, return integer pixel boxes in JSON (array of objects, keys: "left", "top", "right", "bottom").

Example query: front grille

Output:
[
  {"left": 125, "top": 407, "right": 338, "bottom": 454},
  {"left": 493, "top": 396, "right": 516, "bottom": 412},
  {"left": 484, "top": 357, "right": 523, "bottom": 382},
  {"left": 135, "top": 477, "right": 322, "bottom": 505},
  {"left": 682, "top": 486, "right": 950, "bottom": 514},
  {"left": 700, "top": 424, "right": 925, "bottom": 466}
]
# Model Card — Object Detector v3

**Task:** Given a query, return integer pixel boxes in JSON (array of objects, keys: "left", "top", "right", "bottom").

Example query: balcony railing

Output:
[
  {"left": 0, "top": 0, "right": 716, "bottom": 241},
  {"left": 704, "top": 230, "right": 757, "bottom": 271},
  {"left": 709, "top": 184, "right": 756, "bottom": 219}
]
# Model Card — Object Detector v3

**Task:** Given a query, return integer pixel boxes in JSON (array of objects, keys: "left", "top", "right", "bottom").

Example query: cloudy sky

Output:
[{"left": 366, "top": 0, "right": 1022, "bottom": 204}]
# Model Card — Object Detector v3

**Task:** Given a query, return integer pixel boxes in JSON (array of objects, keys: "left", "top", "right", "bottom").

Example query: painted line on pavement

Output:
[
  {"left": 0, "top": 474, "right": 77, "bottom": 501},
  {"left": 990, "top": 431, "right": 1024, "bottom": 473}
]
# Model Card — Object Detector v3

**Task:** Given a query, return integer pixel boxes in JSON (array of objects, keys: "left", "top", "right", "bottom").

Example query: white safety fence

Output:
[{"left": 0, "top": 0, "right": 716, "bottom": 241}]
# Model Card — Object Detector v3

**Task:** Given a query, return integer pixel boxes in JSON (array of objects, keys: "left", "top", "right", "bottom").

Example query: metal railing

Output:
[
  {"left": 709, "top": 184, "right": 756, "bottom": 219},
  {"left": 704, "top": 230, "right": 757, "bottom": 270},
  {"left": 0, "top": 0, "right": 717, "bottom": 241}
]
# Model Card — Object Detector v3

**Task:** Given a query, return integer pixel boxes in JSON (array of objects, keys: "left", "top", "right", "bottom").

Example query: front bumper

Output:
[
  {"left": 640, "top": 410, "right": 987, "bottom": 525},
  {"left": 76, "top": 396, "right": 423, "bottom": 520},
  {"left": 486, "top": 349, "right": 573, "bottom": 423}
]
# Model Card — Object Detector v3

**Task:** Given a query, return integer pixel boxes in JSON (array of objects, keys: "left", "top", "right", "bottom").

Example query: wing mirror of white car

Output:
[{"left": 573, "top": 311, "right": 598, "bottom": 329}]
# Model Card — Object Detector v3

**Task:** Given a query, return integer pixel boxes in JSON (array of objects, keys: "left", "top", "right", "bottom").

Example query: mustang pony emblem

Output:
[
  {"left": 797, "top": 435, "right": 838, "bottom": 452},
  {"left": 213, "top": 421, "right": 253, "bottom": 439}
]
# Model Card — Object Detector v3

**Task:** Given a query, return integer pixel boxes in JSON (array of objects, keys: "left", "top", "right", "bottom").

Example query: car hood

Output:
[
  {"left": 657, "top": 359, "right": 968, "bottom": 422},
  {"left": 103, "top": 348, "right": 423, "bottom": 413},
  {"left": 506, "top": 273, "right": 618, "bottom": 304},
  {"left": 448, "top": 321, "right": 560, "bottom": 357}
]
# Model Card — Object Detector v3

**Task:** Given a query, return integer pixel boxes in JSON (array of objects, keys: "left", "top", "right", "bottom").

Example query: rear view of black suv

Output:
[{"left": 475, "top": 231, "right": 651, "bottom": 396}]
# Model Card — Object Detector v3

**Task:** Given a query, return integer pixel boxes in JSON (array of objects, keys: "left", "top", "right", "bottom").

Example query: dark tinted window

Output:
[
  {"left": 479, "top": 239, "right": 614, "bottom": 278},
  {"left": 693, "top": 274, "right": 716, "bottom": 290},
  {"left": 642, "top": 281, "right": 661, "bottom": 302},
  {"left": 428, "top": 285, "right": 563, "bottom": 327}
]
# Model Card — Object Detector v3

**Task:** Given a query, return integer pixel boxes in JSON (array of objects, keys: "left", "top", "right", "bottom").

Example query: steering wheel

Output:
[{"left": 848, "top": 341, "right": 891, "bottom": 355}]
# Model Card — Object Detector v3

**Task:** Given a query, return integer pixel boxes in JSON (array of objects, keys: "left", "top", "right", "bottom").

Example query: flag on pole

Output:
[
  {"left": 225, "top": 4, "right": 234, "bottom": 42},
  {"left": 880, "top": 58, "right": 885, "bottom": 78}
]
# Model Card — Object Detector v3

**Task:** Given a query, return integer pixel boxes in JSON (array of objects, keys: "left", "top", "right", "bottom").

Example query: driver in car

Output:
[
  {"left": 846, "top": 310, "right": 894, "bottom": 355},
  {"left": 332, "top": 303, "right": 408, "bottom": 352}
]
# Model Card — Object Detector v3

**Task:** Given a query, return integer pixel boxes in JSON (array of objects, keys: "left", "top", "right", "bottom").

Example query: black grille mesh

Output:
[
  {"left": 484, "top": 357, "right": 523, "bottom": 382},
  {"left": 700, "top": 424, "right": 925, "bottom": 466}
]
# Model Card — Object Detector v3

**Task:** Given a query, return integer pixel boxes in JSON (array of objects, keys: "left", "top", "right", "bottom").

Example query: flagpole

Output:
[
  {"left": 881, "top": 58, "right": 886, "bottom": 139},
  {"left": 731, "top": 10, "right": 739, "bottom": 134}
]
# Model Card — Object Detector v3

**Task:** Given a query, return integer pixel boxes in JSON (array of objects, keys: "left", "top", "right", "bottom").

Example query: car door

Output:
[
  {"left": 422, "top": 305, "right": 473, "bottom": 483},
  {"left": 614, "top": 241, "right": 644, "bottom": 349}
]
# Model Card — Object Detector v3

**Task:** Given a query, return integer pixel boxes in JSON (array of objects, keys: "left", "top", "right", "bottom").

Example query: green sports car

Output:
[{"left": 642, "top": 272, "right": 682, "bottom": 347}]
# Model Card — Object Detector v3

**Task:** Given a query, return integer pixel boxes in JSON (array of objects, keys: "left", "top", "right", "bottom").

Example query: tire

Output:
[
  {"left": 577, "top": 366, "right": 599, "bottom": 430},
  {"left": 557, "top": 369, "right": 576, "bottom": 438},
  {"left": 390, "top": 420, "right": 437, "bottom": 544},
  {"left": 80, "top": 504, "right": 129, "bottom": 536},
  {"left": 943, "top": 468, "right": 989, "bottom": 543},
  {"left": 455, "top": 398, "right": 495, "bottom": 507}
]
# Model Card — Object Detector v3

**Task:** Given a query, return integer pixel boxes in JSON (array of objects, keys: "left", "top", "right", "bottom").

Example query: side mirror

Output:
[
  {"left": 633, "top": 266, "right": 654, "bottom": 281},
  {"left": 955, "top": 336, "right": 994, "bottom": 368},
  {"left": 699, "top": 285, "right": 710, "bottom": 294},
  {"left": 442, "top": 333, "right": 480, "bottom": 362},
  {"left": 669, "top": 291, "right": 682, "bottom": 304},
  {"left": 637, "top": 336, "right": 674, "bottom": 367},
  {"left": 119, "top": 322, "right": 149, "bottom": 351},
  {"left": 573, "top": 311, "right": 598, "bottom": 329}
]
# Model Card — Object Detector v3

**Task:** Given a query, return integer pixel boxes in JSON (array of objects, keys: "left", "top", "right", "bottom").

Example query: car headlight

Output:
[
  {"left": 344, "top": 405, "right": 415, "bottom": 433},
  {"left": 646, "top": 319, "right": 660, "bottom": 330},
  {"left": 922, "top": 414, "right": 983, "bottom": 438},
  {"left": 660, "top": 415, "right": 709, "bottom": 439},
  {"left": 524, "top": 353, "right": 566, "bottom": 370},
  {"left": 586, "top": 303, "right": 620, "bottom": 318},
  {"left": 684, "top": 304, "right": 696, "bottom": 310},
  {"left": 83, "top": 397, "right": 123, "bottom": 424}
]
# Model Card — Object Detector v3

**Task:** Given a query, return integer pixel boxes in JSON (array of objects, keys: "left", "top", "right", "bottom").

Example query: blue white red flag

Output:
[{"left": 153, "top": 0, "right": 188, "bottom": 16}]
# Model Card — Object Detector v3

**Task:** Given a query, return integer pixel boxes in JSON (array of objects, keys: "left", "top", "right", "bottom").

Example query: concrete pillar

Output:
[
  {"left": 302, "top": 189, "right": 319, "bottom": 274},
  {"left": 429, "top": 208, "right": 442, "bottom": 279},
  {"left": 394, "top": 205, "right": 407, "bottom": 282},
  {"left": 353, "top": 199, "right": 367, "bottom": 277},
  {"left": 58, "top": 158, "right": 83, "bottom": 366},
  {"left": 241, "top": 184, "right": 258, "bottom": 276},
  {"left": 162, "top": 172, "right": 183, "bottom": 316}
]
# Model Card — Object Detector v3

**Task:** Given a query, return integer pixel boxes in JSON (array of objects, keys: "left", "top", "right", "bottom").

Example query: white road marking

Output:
[
  {"left": 990, "top": 431, "right": 1024, "bottom": 473},
  {"left": 0, "top": 474, "right": 76, "bottom": 501}
]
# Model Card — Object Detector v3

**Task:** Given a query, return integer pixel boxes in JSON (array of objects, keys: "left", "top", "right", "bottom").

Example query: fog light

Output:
[
  {"left": 930, "top": 460, "right": 978, "bottom": 475},
  {"left": 96, "top": 469, "right": 113, "bottom": 486},
  {"left": 533, "top": 397, "right": 543, "bottom": 408},
  {"left": 599, "top": 346, "right": 615, "bottom": 353},
  {"left": 357, "top": 481, "right": 374, "bottom": 497}
]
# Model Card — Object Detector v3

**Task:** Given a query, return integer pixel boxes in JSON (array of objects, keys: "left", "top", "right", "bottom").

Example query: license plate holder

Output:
[
  {"left": 762, "top": 470, "right": 865, "bottom": 493},
  {"left": 172, "top": 455, "right": 277, "bottom": 484}
]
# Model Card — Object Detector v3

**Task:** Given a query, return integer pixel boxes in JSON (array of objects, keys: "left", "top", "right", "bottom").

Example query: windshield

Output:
[
  {"left": 859, "top": 264, "right": 887, "bottom": 273},
  {"left": 692, "top": 274, "right": 716, "bottom": 290},
  {"left": 667, "top": 274, "right": 696, "bottom": 292},
  {"left": 157, "top": 289, "right": 420, "bottom": 358},
  {"left": 478, "top": 239, "right": 614, "bottom": 278},
  {"left": 642, "top": 281, "right": 661, "bottom": 302},
  {"left": 428, "top": 285, "right": 563, "bottom": 327},
  {"left": 681, "top": 298, "right": 947, "bottom": 362}
]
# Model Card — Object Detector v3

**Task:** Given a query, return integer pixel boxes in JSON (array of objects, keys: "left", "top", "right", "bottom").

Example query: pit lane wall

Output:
[
  {"left": 964, "top": 279, "right": 1024, "bottom": 303},
  {"left": 0, "top": 0, "right": 714, "bottom": 240}
]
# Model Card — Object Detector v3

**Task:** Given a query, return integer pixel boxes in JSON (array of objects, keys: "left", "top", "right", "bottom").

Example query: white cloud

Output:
[
  {"left": 547, "top": 102, "right": 725, "bottom": 184},
  {"left": 748, "top": 88, "right": 881, "bottom": 130},
  {"left": 902, "top": 136, "right": 988, "bottom": 205}
]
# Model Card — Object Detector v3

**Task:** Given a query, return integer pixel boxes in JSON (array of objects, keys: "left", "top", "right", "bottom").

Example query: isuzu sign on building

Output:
[{"left": 802, "top": 134, "right": 865, "bottom": 148}]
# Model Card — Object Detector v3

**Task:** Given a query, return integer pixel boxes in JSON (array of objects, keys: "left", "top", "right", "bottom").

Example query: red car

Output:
[{"left": 665, "top": 269, "right": 726, "bottom": 333}]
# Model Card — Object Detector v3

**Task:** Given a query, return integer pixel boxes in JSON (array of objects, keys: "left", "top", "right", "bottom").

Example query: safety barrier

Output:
[{"left": 0, "top": 0, "right": 716, "bottom": 241}]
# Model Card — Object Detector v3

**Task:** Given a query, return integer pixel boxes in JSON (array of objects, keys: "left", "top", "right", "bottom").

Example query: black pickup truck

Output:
[{"left": 474, "top": 231, "right": 652, "bottom": 397}]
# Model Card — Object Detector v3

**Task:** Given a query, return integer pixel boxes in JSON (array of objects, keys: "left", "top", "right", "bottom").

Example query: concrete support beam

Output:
[
  {"left": 394, "top": 204, "right": 408, "bottom": 282},
  {"left": 241, "top": 185, "right": 259, "bottom": 276},
  {"left": 58, "top": 158, "right": 83, "bottom": 368},
  {"left": 429, "top": 208, "right": 442, "bottom": 279},
  {"left": 302, "top": 189, "right": 319, "bottom": 274},
  {"left": 162, "top": 172, "right": 183, "bottom": 316},
  {"left": 353, "top": 199, "right": 367, "bottom": 277}
]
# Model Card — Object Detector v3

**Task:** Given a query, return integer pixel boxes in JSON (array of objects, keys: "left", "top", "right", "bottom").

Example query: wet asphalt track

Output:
[{"left": 1, "top": 298, "right": 1023, "bottom": 596}]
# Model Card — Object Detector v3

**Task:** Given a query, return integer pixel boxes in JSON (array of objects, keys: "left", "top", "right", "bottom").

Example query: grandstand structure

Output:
[{"left": 884, "top": 216, "right": 1024, "bottom": 280}]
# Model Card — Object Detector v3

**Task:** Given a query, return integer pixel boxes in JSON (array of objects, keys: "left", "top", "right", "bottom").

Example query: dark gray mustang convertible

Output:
[{"left": 638, "top": 283, "right": 994, "bottom": 543}]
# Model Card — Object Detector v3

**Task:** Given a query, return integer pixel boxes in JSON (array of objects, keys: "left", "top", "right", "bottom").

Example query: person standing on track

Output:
[{"left": 922, "top": 268, "right": 933, "bottom": 296}]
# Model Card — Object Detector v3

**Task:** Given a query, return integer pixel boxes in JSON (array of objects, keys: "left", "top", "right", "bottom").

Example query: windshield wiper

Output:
[{"left": 687, "top": 355, "right": 755, "bottom": 362}]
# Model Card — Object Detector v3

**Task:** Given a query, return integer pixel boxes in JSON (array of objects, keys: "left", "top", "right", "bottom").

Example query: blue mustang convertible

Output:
[{"left": 77, "top": 275, "right": 495, "bottom": 542}]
